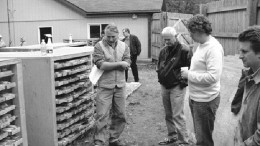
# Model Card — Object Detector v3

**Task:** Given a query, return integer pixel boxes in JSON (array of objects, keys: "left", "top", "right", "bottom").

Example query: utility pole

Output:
[
  {"left": 247, "top": 0, "right": 259, "bottom": 26},
  {"left": 7, "top": 0, "right": 12, "bottom": 46}
]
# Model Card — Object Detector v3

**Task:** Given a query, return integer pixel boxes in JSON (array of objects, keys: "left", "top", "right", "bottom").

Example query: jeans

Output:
[
  {"left": 125, "top": 54, "right": 139, "bottom": 82},
  {"left": 94, "top": 86, "right": 126, "bottom": 143},
  {"left": 189, "top": 95, "right": 220, "bottom": 146},
  {"left": 161, "top": 85, "right": 189, "bottom": 144}
]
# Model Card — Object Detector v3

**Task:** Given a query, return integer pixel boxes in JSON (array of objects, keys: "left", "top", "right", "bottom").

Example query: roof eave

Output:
[
  {"left": 86, "top": 9, "right": 161, "bottom": 15},
  {"left": 56, "top": 0, "right": 87, "bottom": 16}
]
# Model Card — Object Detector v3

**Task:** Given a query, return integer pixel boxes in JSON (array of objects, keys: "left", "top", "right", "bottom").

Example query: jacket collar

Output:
[
  {"left": 123, "top": 34, "right": 131, "bottom": 40},
  {"left": 247, "top": 67, "right": 260, "bottom": 84},
  {"left": 102, "top": 39, "right": 118, "bottom": 48}
]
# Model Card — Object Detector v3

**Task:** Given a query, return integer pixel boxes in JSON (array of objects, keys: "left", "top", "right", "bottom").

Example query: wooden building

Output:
[{"left": 0, "top": 0, "right": 163, "bottom": 59}]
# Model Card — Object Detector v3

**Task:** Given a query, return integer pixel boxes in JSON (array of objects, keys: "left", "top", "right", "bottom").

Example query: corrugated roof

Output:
[{"left": 64, "top": 0, "right": 163, "bottom": 14}]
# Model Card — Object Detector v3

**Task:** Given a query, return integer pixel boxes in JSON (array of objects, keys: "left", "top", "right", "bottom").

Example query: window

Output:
[
  {"left": 89, "top": 24, "right": 108, "bottom": 39},
  {"left": 39, "top": 27, "right": 52, "bottom": 43}
]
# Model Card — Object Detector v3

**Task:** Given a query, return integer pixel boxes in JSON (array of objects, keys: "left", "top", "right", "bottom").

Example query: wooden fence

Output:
[
  {"left": 202, "top": 0, "right": 259, "bottom": 55},
  {"left": 151, "top": 12, "right": 193, "bottom": 60}
]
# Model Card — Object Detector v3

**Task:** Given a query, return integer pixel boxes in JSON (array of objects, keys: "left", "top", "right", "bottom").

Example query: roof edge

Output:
[
  {"left": 86, "top": 9, "right": 161, "bottom": 15},
  {"left": 85, "top": 13, "right": 154, "bottom": 18},
  {"left": 56, "top": 0, "right": 87, "bottom": 14}
]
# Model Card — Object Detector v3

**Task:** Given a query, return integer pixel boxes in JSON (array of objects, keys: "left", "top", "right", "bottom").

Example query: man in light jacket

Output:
[{"left": 93, "top": 24, "right": 131, "bottom": 146}]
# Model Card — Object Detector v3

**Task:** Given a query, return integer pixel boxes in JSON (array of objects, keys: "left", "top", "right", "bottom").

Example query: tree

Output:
[{"left": 163, "top": 0, "right": 219, "bottom": 14}]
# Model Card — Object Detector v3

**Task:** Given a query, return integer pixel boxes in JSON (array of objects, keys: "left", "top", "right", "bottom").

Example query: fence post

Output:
[
  {"left": 200, "top": 4, "right": 208, "bottom": 16},
  {"left": 247, "top": 0, "right": 259, "bottom": 26},
  {"left": 161, "top": 12, "right": 167, "bottom": 29},
  {"left": 160, "top": 12, "right": 167, "bottom": 48}
]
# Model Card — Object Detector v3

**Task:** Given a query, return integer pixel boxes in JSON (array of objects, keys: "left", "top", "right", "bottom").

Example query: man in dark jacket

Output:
[
  {"left": 157, "top": 27, "right": 192, "bottom": 145},
  {"left": 122, "top": 28, "right": 141, "bottom": 82},
  {"left": 233, "top": 26, "right": 260, "bottom": 146}
]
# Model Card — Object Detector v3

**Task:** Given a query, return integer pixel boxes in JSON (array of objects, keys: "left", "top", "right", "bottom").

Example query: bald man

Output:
[{"left": 157, "top": 27, "right": 192, "bottom": 145}]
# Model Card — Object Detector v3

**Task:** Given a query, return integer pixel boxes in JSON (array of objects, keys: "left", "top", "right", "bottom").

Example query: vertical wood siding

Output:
[{"left": 205, "top": 0, "right": 256, "bottom": 55}]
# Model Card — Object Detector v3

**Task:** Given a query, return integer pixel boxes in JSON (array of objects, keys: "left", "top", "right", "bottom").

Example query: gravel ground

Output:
[{"left": 75, "top": 55, "right": 243, "bottom": 146}]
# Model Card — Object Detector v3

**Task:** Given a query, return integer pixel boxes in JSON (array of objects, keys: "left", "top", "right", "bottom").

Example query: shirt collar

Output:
[
  {"left": 124, "top": 35, "right": 130, "bottom": 40},
  {"left": 102, "top": 39, "right": 118, "bottom": 48},
  {"left": 247, "top": 67, "right": 260, "bottom": 84},
  {"left": 200, "top": 35, "right": 212, "bottom": 46}
]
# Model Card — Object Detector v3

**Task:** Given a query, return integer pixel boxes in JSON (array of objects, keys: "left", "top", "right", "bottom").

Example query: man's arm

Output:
[
  {"left": 188, "top": 46, "right": 223, "bottom": 84},
  {"left": 122, "top": 44, "right": 131, "bottom": 66},
  {"left": 243, "top": 103, "right": 260, "bottom": 146},
  {"left": 93, "top": 43, "right": 126, "bottom": 71},
  {"left": 134, "top": 35, "right": 141, "bottom": 55},
  {"left": 156, "top": 51, "right": 162, "bottom": 72},
  {"left": 181, "top": 44, "right": 192, "bottom": 67},
  {"left": 99, "top": 62, "right": 126, "bottom": 71}
]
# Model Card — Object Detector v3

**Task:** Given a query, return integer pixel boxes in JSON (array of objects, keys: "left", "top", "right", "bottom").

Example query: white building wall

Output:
[
  {"left": 0, "top": 0, "right": 87, "bottom": 46},
  {"left": 12, "top": 20, "right": 88, "bottom": 45},
  {"left": 87, "top": 16, "right": 149, "bottom": 59},
  {"left": 0, "top": 0, "right": 150, "bottom": 59}
]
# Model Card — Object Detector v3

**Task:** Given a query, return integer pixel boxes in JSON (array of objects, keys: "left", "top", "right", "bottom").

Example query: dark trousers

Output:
[
  {"left": 125, "top": 54, "right": 139, "bottom": 82},
  {"left": 189, "top": 95, "right": 220, "bottom": 146}
]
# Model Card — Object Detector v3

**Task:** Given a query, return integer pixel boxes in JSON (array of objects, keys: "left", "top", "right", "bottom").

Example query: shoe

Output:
[
  {"left": 177, "top": 144, "right": 193, "bottom": 146},
  {"left": 93, "top": 140, "right": 104, "bottom": 146},
  {"left": 158, "top": 137, "right": 178, "bottom": 145},
  {"left": 109, "top": 140, "right": 126, "bottom": 146}
]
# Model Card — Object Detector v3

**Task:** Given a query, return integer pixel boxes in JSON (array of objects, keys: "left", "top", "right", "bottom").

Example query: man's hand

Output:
[
  {"left": 181, "top": 67, "right": 189, "bottom": 79},
  {"left": 118, "top": 61, "right": 130, "bottom": 71}
]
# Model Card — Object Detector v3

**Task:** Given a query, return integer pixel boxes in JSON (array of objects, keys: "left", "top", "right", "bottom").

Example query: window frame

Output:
[
  {"left": 38, "top": 26, "right": 53, "bottom": 44},
  {"left": 87, "top": 23, "right": 108, "bottom": 39}
]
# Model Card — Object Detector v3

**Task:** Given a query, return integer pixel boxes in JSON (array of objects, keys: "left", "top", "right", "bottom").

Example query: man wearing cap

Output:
[
  {"left": 0, "top": 35, "right": 6, "bottom": 48},
  {"left": 93, "top": 24, "right": 131, "bottom": 146}
]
